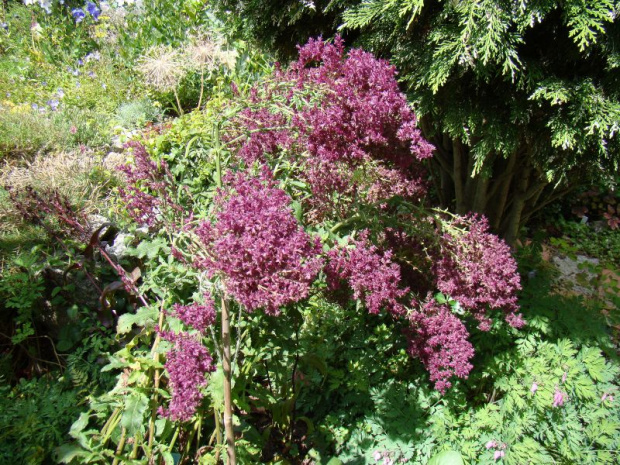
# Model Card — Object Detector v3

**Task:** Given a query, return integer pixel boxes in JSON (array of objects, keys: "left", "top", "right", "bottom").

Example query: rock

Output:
[
  {"left": 105, "top": 231, "right": 132, "bottom": 261},
  {"left": 551, "top": 254, "right": 600, "bottom": 296}
]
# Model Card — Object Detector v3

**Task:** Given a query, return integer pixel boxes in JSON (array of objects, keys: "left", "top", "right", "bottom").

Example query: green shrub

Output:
[
  {"left": 114, "top": 99, "right": 162, "bottom": 130},
  {"left": 0, "top": 377, "right": 83, "bottom": 465}
]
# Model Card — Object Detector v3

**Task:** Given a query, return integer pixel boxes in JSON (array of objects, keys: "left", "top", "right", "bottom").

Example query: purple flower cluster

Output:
[
  {"left": 406, "top": 300, "right": 475, "bottom": 393},
  {"left": 435, "top": 215, "right": 524, "bottom": 331},
  {"left": 159, "top": 331, "right": 216, "bottom": 422},
  {"left": 170, "top": 294, "right": 216, "bottom": 334},
  {"left": 194, "top": 170, "right": 323, "bottom": 315},
  {"left": 326, "top": 232, "right": 407, "bottom": 316},
  {"left": 117, "top": 142, "right": 180, "bottom": 228},
  {"left": 230, "top": 36, "right": 434, "bottom": 219},
  {"left": 71, "top": 2, "right": 100, "bottom": 24}
]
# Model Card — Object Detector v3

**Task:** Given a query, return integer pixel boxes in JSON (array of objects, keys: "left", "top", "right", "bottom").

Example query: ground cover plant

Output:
[{"left": 0, "top": 2, "right": 618, "bottom": 465}]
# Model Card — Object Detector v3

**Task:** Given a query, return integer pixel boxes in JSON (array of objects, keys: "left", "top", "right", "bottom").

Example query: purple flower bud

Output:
[
  {"left": 494, "top": 450, "right": 505, "bottom": 461},
  {"left": 530, "top": 382, "right": 538, "bottom": 394}
]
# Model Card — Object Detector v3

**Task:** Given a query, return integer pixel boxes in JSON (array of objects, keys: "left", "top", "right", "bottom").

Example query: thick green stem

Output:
[
  {"left": 214, "top": 125, "right": 236, "bottom": 463},
  {"left": 147, "top": 304, "right": 166, "bottom": 457},
  {"left": 221, "top": 297, "right": 237, "bottom": 464},
  {"left": 214, "top": 124, "right": 222, "bottom": 188},
  {"left": 111, "top": 427, "right": 127, "bottom": 465},
  {"left": 197, "top": 67, "right": 205, "bottom": 110},
  {"left": 173, "top": 88, "right": 184, "bottom": 116}
]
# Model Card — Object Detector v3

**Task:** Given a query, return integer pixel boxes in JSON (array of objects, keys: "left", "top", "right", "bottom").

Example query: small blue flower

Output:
[
  {"left": 75, "top": 81, "right": 81, "bottom": 88},
  {"left": 41, "top": 81, "right": 48, "bottom": 86},
  {"left": 71, "top": 8, "right": 86, "bottom": 23},
  {"left": 101, "top": 83, "right": 107, "bottom": 90},
  {"left": 31, "top": 103, "right": 39, "bottom": 111},
  {"left": 5, "top": 92, "right": 10, "bottom": 98},
  {"left": 86, "top": 2, "right": 101, "bottom": 21},
  {"left": 85, "top": 51, "right": 101, "bottom": 62},
  {"left": 77, "top": 59, "right": 84, "bottom": 66},
  {"left": 88, "top": 71, "right": 96, "bottom": 78},
  {"left": 47, "top": 99, "right": 59, "bottom": 111},
  {"left": 57, "top": 88, "right": 65, "bottom": 98},
  {"left": 1, "top": 23, "right": 8, "bottom": 32},
  {"left": 72, "top": 69, "right": 80, "bottom": 77}
]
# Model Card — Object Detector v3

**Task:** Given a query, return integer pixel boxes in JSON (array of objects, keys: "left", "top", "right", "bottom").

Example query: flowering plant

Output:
[{"left": 64, "top": 37, "right": 527, "bottom": 464}]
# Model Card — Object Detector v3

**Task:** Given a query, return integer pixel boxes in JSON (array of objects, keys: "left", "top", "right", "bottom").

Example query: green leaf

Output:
[
  {"left": 117, "top": 306, "right": 160, "bottom": 334},
  {"left": 325, "top": 458, "right": 344, "bottom": 465},
  {"left": 428, "top": 450, "right": 465, "bottom": 465},
  {"left": 207, "top": 367, "right": 225, "bottom": 412},
  {"left": 54, "top": 444, "right": 87, "bottom": 463},
  {"left": 69, "top": 412, "right": 90, "bottom": 439},
  {"left": 128, "top": 237, "right": 171, "bottom": 260},
  {"left": 121, "top": 392, "right": 149, "bottom": 436}
]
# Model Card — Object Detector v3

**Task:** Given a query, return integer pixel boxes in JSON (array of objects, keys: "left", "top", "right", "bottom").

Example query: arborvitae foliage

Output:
[{"left": 213, "top": 0, "right": 620, "bottom": 244}]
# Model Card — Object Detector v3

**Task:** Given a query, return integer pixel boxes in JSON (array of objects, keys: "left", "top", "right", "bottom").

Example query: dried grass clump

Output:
[{"left": 0, "top": 151, "right": 114, "bottom": 234}]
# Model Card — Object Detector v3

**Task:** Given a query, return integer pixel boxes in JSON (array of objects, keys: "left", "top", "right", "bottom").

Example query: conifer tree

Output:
[{"left": 214, "top": 0, "right": 620, "bottom": 243}]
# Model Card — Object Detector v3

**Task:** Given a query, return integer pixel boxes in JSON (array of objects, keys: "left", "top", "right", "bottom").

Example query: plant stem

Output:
[
  {"left": 112, "top": 427, "right": 127, "bottom": 465},
  {"left": 221, "top": 296, "right": 237, "bottom": 464},
  {"left": 197, "top": 66, "right": 205, "bottom": 110},
  {"left": 173, "top": 88, "right": 184, "bottom": 116},
  {"left": 214, "top": 116, "right": 235, "bottom": 464},
  {"left": 147, "top": 303, "right": 166, "bottom": 456}
]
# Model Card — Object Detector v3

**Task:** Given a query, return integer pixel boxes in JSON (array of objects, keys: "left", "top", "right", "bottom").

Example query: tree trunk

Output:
[{"left": 501, "top": 166, "right": 531, "bottom": 246}]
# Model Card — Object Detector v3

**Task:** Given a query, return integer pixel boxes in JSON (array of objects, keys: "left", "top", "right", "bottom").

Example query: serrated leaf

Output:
[
  {"left": 117, "top": 306, "right": 160, "bottom": 334},
  {"left": 121, "top": 392, "right": 149, "bottom": 436},
  {"left": 207, "top": 367, "right": 225, "bottom": 412},
  {"left": 580, "top": 347, "right": 606, "bottom": 381},
  {"left": 130, "top": 237, "right": 171, "bottom": 260}
]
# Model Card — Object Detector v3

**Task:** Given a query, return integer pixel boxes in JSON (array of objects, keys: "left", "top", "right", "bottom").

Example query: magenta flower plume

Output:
[
  {"left": 407, "top": 300, "right": 475, "bottom": 393},
  {"left": 326, "top": 232, "right": 407, "bottom": 316},
  {"left": 170, "top": 294, "right": 216, "bottom": 334},
  {"left": 229, "top": 36, "right": 433, "bottom": 219},
  {"left": 435, "top": 215, "right": 524, "bottom": 331},
  {"left": 159, "top": 331, "right": 216, "bottom": 422},
  {"left": 117, "top": 142, "right": 181, "bottom": 228},
  {"left": 195, "top": 170, "right": 323, "bottom": 315}
]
